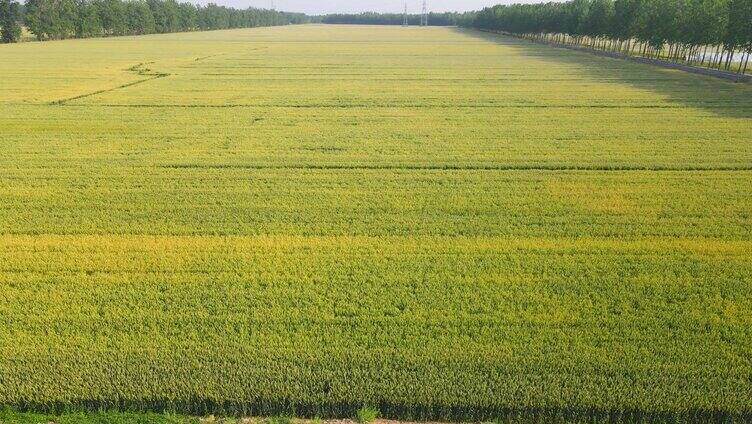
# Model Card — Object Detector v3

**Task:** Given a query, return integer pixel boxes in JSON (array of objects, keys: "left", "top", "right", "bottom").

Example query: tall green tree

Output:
[
  {"left": 633, "top": 0, "right": 679, "bottom": 48},
  {"left": 612, "top": 0, "right": 641, "bottom": 40},
  {"left": 124, "top": 0, "right": 154, "bottom": 34},
  {"left": 75, "top": 0, "right": 101, "bottom": 37},
  {"left": 177, "top": 1, "right": 196, "bottom": 30},
  {"left": 0, "top": 0, "right": 22, "bottom": 42},
  {"left": 568, "top": 0, "right": 591, "bottom": 39},
  {"left": 725, "top": 0, "right": 752, "bottom": 71},
  {"left": 584, "top": 0, "right": 615, "bottom": 45},
  {"left": 25, "top": 0, "right": 77, "bottom": 40},
  {"left": 95, "top": 0, "right": 126, "bottom": 35},
  {"left": 25, "top": 0, "right": 52, "bottom": 39},
  {"left": 726, "top": 0, "right": 752, "bottom": 51}
]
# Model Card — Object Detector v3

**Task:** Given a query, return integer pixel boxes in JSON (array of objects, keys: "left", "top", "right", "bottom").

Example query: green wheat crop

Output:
[{"left": 0, "top": 24, "right": 751, "bottom": 422}]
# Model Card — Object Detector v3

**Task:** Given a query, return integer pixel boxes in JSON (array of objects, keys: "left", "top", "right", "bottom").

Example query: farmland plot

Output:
[{"left": 0, "top": 25, "right": 751, "bottom": 421}]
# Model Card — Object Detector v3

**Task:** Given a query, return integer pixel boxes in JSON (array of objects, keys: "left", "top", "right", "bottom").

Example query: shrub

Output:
[{"left": 355, "top": 406, "right": 379, "bottom": 424}]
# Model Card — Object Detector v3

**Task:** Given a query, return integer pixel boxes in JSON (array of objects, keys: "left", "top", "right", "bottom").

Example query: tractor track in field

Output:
[
  {"left": 50, "top": 62, "right": 170, "bottom": 106},
  {"left": 39, "top": 103, "right": 752, "bottom": 111},
  {"left": 159, "top": 163, "right": 752, "bottom": 172}
]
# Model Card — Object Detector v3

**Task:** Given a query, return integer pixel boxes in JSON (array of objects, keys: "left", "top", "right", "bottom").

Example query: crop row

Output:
[
  {"left": 1, "top": 234, "right": 751, "bottom": 418},
  {"left": 0, "top": 169, "right": 749, "bottom": 238}
]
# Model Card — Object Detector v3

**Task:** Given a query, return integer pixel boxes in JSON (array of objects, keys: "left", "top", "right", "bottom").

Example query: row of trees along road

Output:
[
  {"left": 0, "top": 0, "right": 309, "bottom": 42},
  {"left": 471, "top": 0, "right": 752, "bottom": 74}
]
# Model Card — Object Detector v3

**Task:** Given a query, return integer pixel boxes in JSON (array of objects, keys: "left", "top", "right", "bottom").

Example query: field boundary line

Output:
[
  {"left": 192, "top": 53, "right": 225, "bottom": 62},
  {"left": 45, "top": 103, "right": 752, "bottom": 110},
  {"left": 158, "top": 163, "right": 752, "bottom": 172},
  {"left": 1, "top": 233, "right": 750, "bottom": 248},
  {"left": 188, "top": 47, "right": 266, "bottom": 64},
  {"left": 50, "top": 63, "right": 170, "bottom": 106}
]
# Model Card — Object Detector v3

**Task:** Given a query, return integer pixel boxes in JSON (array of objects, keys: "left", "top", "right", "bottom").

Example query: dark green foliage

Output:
[
  {"left": 17, "top": 0, "right": 311, "bottom": 42},
  {"left": 124, "top": 0, "right": 154, "bottom": 34},
  {"left": 96, "top": 0, "right": 127, "bottom": 35},
  {"left": 0, "top": 0, "right": 22, "bottom": 42},
  {"left": 74, "top": 0, "right": 101, "bottom": 37},
  {"left": 612, "top": 0, "right": 642, "bottom": 41},
  {"left": 636, "top": 0, "right": 679, "bottom": 47},
  {"left": 583, "top": 0, "right": 613, "bottom": 39},
  {"left": 24, "top": 0, "right": 77, "bottom": 40},
  {"left": 726, "top": 0, "right": 752, "bottom": 51},
  {"left": 469, "top": 0, "right": 752, "bottom": 73}
]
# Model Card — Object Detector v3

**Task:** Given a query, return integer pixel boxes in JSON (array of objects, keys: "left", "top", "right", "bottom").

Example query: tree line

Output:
[
  {"left": 470, "top": 0, "right": 752, "bottom": 74},
  {"left": 320, "top": 12, "right": 473, "bottom": 27},
  {"left": 0, "top": 0, "right": 309, "bottom": 42}
]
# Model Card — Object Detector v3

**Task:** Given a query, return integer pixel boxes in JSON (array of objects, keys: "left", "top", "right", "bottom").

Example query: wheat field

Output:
[{"left": 0, "top": 24, "right": 751, "bottom": 421}]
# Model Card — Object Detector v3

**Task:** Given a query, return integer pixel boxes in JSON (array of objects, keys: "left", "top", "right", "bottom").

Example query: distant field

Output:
[{"left": 0, "top": 25, "right": 751, "bottom": 421}]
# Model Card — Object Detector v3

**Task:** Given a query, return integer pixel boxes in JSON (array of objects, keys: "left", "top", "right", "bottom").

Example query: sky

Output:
[{"left": 193, "top": 1, "right": 507, "bottom": 15}]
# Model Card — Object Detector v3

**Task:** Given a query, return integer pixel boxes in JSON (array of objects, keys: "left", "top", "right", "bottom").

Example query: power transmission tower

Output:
[
  {"left": 403, "top": 2, "right": 408, "bottom": 26},
  {"left": 271, "top": 0, "right": 275, "bottom": 10},
  {"left": 421, "top": 0, "right": 428, "bottom": 26}
]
